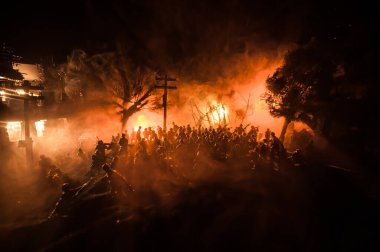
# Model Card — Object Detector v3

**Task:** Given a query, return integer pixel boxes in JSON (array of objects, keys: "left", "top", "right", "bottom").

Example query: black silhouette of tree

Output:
[{"left": 49, "top": 49, "right": 156, "bottom": 130}]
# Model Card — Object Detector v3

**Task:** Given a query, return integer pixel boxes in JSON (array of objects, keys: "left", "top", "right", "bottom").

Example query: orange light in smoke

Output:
[
  {"left": 16, "top": 89, "right": 26, "bottom": 95},
  {"left": 35, "top": 120, "right": 46, "bottom": 137},
  {"left": 209, "top": 101, "right": 228, "bottom": 125},
  {"left": 133, "top": 114, "right": 149, "bottom": 131},
  {"left": 6, "top": 121, "right": 22, "bottom": 141},
  {"left": 0, "top": 91, "right": 6, "bottom": 102}
]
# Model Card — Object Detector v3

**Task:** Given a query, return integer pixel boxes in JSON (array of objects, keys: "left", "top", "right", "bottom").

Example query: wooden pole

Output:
[
  {"left": 163, "top": 75, "right": 168, "bottom": 132},
  {"left": 24, "top": 99, "right": 33, "bottom": 167},
  {"left": 155, "top": 75, "right": 177, "bottom": 132}
]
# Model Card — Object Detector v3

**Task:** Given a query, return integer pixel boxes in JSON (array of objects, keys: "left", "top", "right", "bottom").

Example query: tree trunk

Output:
[
  {"left": 280, "top": 117, "right": 291, "bottom": 142},
  {"left": 120, "top": 86, "right": 155, "bottom": 131}
]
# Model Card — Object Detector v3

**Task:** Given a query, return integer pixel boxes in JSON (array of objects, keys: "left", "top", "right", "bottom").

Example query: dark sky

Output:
[{"left": 0, "top": 0, "right": 375, "bottom": 65}]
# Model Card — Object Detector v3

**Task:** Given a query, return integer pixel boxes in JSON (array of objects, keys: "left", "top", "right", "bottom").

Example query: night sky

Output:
[{"left": 1, "top": 0, "right": 375, "bottom": 65}]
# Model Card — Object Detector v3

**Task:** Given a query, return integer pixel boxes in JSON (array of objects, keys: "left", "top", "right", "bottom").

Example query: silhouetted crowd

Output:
[{"left": 41, "top": 123, "right": 309, "bottom": 218}]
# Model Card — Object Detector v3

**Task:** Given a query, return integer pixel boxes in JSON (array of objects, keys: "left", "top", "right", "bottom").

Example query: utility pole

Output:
[
  {"left": 23, "top": 98, "right": 33, "bottom": 167},
  {"left": 155, "top": 75, "right": 177, "bottom": 132}
]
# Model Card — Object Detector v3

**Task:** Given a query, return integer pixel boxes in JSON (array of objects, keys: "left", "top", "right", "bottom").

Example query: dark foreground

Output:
[{"left": 0, "top": 161, "right": 378, "bottom": 252}]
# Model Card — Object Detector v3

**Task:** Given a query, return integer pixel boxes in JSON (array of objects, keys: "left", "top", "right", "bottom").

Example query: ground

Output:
[{"left": 0, "top": 150, "right": 378, "bottom": 251}]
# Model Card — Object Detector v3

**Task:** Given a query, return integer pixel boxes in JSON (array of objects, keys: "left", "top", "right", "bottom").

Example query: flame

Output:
[
  {"left": 133, "top": 114, "right": 150, "bottom": 131},
  {"left": 0, "top": 90, "right": 6, "bottom": 102},
  {"left": 128, "top": 111, "right": 162, "bottom": 132},
  {"left": 132, "top": 113, "right": 157, "bottom": 131},
  {"left": 209, "top": 101, "right": 228, "bottom": 125},
  {"left": 35, "top": 120, "right": 46, "bottom": 137},
  {"left": 6, "top": 121, "right": 22, "bottom": 141},
  {"left": 16, "top": 89, "right": 26, "bottom": 95}
]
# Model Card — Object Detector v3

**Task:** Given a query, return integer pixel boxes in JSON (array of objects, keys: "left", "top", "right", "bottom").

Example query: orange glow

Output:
[
  {"left": 164, "top": 49, "right": 287, "bottom": 135},
  {"left": 129, "top": 111, "right": 162, "bottom": 132},
  {"left": 16, "top": 89, "right": 26, "bottom": 95},
  {"left": 133, "top": 115, "right": 149, "bottom": 131},
  {"left": 209, "top": 101, "right": 229, "bottom": 125},
  {"left": 35, "top": 120, "right": 46, "bottom": 137},
  {"left": 0, "top": 90, "right": 6, "bottom": 102},
  {"left": 293, "top": 121, "right": 314, "bottom": 135},
  {"left": 6, "top": 121, "right": 22, "bottom": 141},
  {"left": 13, "top": 63, "right": 42, "bottom": 81}
]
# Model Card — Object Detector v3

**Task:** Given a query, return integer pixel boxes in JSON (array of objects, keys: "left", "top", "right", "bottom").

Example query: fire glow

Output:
[
  {"left": 35, "top": 120, "right": 46, "bottom": 137},
  {"left": 0, "top": 91, "right": 6, "bottom": 101},
  {"left": 16, "top": 89, "right": 26, "bottom": 95},
  {"left": 6, "top": 121, "right": 22, "bottom": 141},
  {"left": 128, "top": 111, "right": 162, "bottom": 132},
  {"left": 133, "top": 115, "right": 149, "bottom": 131},
  {"left": 210, "top": 102, "right": 228, "bottom": 125}
]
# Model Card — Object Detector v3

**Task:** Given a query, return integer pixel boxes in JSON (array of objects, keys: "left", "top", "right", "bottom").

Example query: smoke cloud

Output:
[{"left": 1, "top": 0, "right": 308, "bottom": 244}]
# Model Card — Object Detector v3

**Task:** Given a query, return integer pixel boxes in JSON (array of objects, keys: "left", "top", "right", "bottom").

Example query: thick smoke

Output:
[
  {"left": 77, "top": 0, "right": 300, "bottom": 133},
  {"left": 0, "top": 55, "right": 286, "bottom": 229},
  {"left": 1, "top": 2, "right": 376, "bottom": 250},
  {"left": 165, "top": 45, "right": 288, "bottom": 134},
  {"left": 1, "top": 0, "right": 309, "bottom": 243}
]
